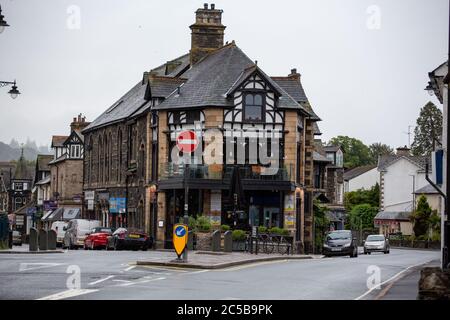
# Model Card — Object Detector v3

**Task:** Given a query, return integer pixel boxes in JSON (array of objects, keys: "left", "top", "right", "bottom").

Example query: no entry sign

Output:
[{"left": 176, "top": 130, "right": 199, "bottom": 153}]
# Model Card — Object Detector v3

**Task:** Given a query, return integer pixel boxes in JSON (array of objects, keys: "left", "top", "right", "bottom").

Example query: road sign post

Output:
[{"left": 173, "top": 224, "right": 188, "bottom": 262}]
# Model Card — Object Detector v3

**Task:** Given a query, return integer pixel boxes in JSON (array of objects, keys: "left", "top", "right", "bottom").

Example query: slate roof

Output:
[
  {"left": 313, "top": 151, "right": 331, "bottom": 163},
  {"left": 271, "top": 76, "right": 308, "bottom": 103},
  {"left": 414, "top": 184, "right": 440, "bottom": 194},
  {"left": 313, "top": 122, "right": 322, "bottom": 135},
  {"left": 51, "top": 136, "right": 68, "bottom": 148},
  {"left": 374, "top": 211, "right": 411, "bottom": 221},
  {"left": 154, "top": 42, "right": 310, "bottom": 113},
  {"left": 323, "top": 145, "right": 341, "bottom": 153},
  {"left": 83, "top": 81, "right": 151, "bottom": 132},
  {"left": 377, "top": 154, "right": 431, "bottom": 171},
  {"left": 344, "top": 165, "right": 377, "bottom": 181},
  {"left": 150, "top": 53, "right": 190, "bottom": 77},
  {"left": 36, "top": 154, "right": 53, "bottom": 172}
]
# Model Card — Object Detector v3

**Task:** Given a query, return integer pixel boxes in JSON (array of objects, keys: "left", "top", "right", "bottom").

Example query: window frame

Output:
[{"left": 242, "top": 92, "right": 266, "bottom": 123}]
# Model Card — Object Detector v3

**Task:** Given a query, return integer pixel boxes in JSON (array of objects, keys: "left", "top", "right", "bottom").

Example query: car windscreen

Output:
[
  {"left": 327, "top": 232, "right": 351, "bottom": 240},
  {"left": 366, "top": 235, "right": 385, "bottom": 241},
  {"left": 92, "top": 228, "right": 112, "bottom": 233}
]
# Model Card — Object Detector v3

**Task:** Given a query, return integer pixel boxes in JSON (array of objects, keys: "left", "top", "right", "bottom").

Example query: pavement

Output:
[
  {"left": 0, "top": 247, "right": 440, "bottom": 300},
  {"left": 136, "top": 251, "right": 317, "bottom": 269},
  {"left": 0, "top": 244, "right": 64, "bottom": 254}
]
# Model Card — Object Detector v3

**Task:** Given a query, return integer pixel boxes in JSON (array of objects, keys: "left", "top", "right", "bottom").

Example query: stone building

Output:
[
  {"left": 32, "top": 154, "right": 52, "bottom": 228},
  {"left": 83, "top": 4, "right": 321, "bottom": 252},
  {"left": 48, "top": 115, "right": 89, "bottom": 220}
]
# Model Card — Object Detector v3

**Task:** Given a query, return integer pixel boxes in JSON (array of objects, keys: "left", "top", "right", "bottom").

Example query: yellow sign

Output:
[{"left": 173, "top": 224, "right": 188, "bottom": 257}]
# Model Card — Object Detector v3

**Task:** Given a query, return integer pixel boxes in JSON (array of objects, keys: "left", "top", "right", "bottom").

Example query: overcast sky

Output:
[{"left": 0, "top": 0, "right": 448, "bottom": 149}]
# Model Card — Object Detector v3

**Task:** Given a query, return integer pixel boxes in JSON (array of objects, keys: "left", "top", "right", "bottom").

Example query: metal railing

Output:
[{"left": 159, "top": 163, "right": 293, "bottom": 181}]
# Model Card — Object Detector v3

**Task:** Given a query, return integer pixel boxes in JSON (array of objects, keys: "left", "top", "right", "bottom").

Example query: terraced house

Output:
[{"left": 82, "top": 4, "right": 321, "bottom": 253}]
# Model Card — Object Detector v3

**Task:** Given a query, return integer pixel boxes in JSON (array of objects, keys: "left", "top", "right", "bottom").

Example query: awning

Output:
[
  {"left": 43, "top": 207, "right": 81, "bottom": 222},
  {"left": 63, "top": 208, "right": 81, "bottom": 220},
  {"left": 41, "top": 210, "right": 53, "bottom": 221},
  {"left": 45, "top": 208, "right": 64, "bottom": 221}
]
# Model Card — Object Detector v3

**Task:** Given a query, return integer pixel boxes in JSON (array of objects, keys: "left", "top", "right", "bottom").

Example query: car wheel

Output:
[
  {"left": 84, "top": 244, "right": 88, "bottom": 250},
  {"left": 368, "top": 252, "right": 371, "bottom": 255},
  {"left": 141, "top": 246, "right": 148, "bottom": 251},
  {"left": 91, "top": 242, "right": 95, "bottom": 250}
]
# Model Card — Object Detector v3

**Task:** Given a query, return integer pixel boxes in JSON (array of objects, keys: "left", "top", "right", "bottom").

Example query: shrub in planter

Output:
[
  {"left": 179, "top": 216, "right": 197, "bottom": 231},
  {"left": 258, "top": 226, "right": 267, "bottom": 234},
  {"left": 196, "top": 216, "right": 212, "bottom": 233},
  {"left": 220, "top": 224, "right": 231, "bottom": 232},
  {"left": 232, "top": 229, "right": 247, "bottom": 241},
  {"left": 268, "top": 227, "right": 289, "bottom": 236}
]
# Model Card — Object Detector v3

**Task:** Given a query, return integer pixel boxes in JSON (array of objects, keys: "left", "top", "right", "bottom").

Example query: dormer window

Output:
[
  {"left": 70, "top": 145, "right": 80, "bottom": 158},
  {"left": 243, "top": 93, "right": 264, "bottom": 122}
]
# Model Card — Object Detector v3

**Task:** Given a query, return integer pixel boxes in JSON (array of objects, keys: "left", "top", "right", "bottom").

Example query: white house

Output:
[
  {"left": 378, "top": 147, "right": 430, "bottom": 212},
  {"left": 344, "top": 165, "right": 379, "bottom": 192}
]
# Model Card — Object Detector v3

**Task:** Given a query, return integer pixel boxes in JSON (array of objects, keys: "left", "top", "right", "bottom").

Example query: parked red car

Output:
[{"left": 84, "top": 227, "right": 113, "bottom": 250}]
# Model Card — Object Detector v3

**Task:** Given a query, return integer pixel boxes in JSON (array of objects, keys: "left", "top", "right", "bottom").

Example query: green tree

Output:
[
  {"left": 411, "top": 195, "right": 433, "bottom": 237},
  {"left": 313, "top": 201, "right": 330, "bottom": 252},
  {"left": 329, "top": 136, "right": 371, "bottom": 168},
  {"left": 346, "top": 204, "right": 378, "bottom": 230},
  {"left": 369, "top": 143, "right": 394, "bottom": 164},
  {"left": 344, "top": 183, "right": 380, "bottom": 211},
  {"left": 411, "top": 101, "right": 442, "bottom": 156}
]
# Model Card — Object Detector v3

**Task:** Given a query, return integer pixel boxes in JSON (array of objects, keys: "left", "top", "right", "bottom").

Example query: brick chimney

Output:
[
  {"left": 189, "top": 3, "right": 226, "bottom": 66},
  {"left": 70, "top": 114, "right": 90, "bottom": 133},
  {"left": 288, "top": 68, "right": 301, "bottom": 81},
  {"left": 396, "top": 146, "right": 411, "bottom": 156}
]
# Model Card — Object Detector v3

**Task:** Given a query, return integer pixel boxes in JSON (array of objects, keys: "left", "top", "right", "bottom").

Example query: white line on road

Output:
[
  {"left": 37, "top": 289, "right": 98, "bottom": 300},
  {"left": 114, "top": 277, "right": 166, "bottom": 287},
  {"left": 19, "top": 263, "right": 64, "bottom": 272},
  {"left": 88, "top": 275, "right": 115, "bottom": 286},
  {"left": 124, "top": 265, "right": 136, "bottom": 272},
  {"left": 354, "top": 260, "right": 433, "bottom": 300}
]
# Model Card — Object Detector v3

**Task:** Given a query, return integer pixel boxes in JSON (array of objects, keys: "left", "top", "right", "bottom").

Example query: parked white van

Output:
[
  {"left": 63, "top": 219, "right": 101, "bottom": 249},
  {"left": 51, "top": 221, "right": 68, "bottom": 246}
]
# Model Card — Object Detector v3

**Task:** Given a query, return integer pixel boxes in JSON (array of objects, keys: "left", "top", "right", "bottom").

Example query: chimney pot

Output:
[
  {"left": 211, "top": 4, "right": 215, "bottom": 9},
  {"left": 204, "top": 3, "right": 208, "bottom": 9},
  {"left": 291, "top": 68, "right": 297, "bottom": 74}
]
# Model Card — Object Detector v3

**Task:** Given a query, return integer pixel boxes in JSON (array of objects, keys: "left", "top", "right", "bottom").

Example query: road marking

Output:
[
  {"left": 354, "top": 260, "right": 433, "bottom": 300},
  {"left": 37, "top": 289, "right": 98, "bottom": 300},
  {"left": 19, "top": 263, "right": 64, "bottom": 272},
  {"left": 114, "top": 277, "right": 166, "bottom": 287},
  {"left": 112, "top": 279, "right": 131, "bottom": 283},
  {"left": 189, "top": 270, "right": 210, "bottom": 274},
  {"left": 124, "top": 265, "right": 136, "bottom": 272},
  {"left": 88, "top": 275, "right": 115, "bottom": 286},
  {"left": 219, "top": 260, "right": 289, "bottom": 272}
]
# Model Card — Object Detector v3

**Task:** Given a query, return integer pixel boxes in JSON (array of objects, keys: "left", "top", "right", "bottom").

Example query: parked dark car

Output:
[
  {"left": 106, "top": 228, "right": 152, "bottom": 251},
  {"left": 12, "top": 231, "right": 22, "bottom": 246},
  {"left": 323, "top": 230, "right": 358, "bottom": 258}
]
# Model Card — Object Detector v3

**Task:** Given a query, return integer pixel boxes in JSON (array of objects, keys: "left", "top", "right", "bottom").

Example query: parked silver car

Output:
[{"left": 363, "top": 234, "right": 390, "bottom": 254}]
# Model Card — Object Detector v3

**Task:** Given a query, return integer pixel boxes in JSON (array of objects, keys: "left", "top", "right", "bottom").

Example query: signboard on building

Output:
[
  {"left": 26, "top": 207, "right": 36, "bottom": 217},
  {"left": 43, "top": 200, "right": 57, "bottom": 211},
  {"left": 87, "top": 200, "right": 94, "bottom": 211},
  {"left": 110, "top": 198, "right": 126, "bottom": 214},
  {"left": 209, "top": 190, "right": 221, "bottom": 226},
  {"left": 15, "top": 215, "right": 24, "bottom": 226},
  {"left": 84, "top": 191, "right": 95, "bottom": 200},
  {"left": 284, "top": 194, "right": 295, "bottom": 229}
]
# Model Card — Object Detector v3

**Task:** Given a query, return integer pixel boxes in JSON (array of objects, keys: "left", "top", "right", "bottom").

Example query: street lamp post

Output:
[
  {"left": 0, "top": 5, "right": 9, "bottom": 34},
  {"left": 0, "top": 80, "right": 21, "bottom": 99}
]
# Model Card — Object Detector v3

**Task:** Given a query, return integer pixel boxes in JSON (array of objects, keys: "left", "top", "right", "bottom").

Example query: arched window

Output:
[
  {"left": 139, "top": 143, "right": 145, "bottom": 177},
  {"left": 117, "top": 129, "right": 122, "bottom": 183},
  {"left": 98, "top": 136, "right": 103, "bottom": 183},
  {"left": 104, "top": 133, "right": 108, "bottom": 183}
]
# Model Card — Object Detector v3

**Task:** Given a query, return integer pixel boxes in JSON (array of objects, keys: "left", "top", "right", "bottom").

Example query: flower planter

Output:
[
  {"left": 195, "top": 232, "right": 212, "bottom": 251},
  {"left": 232, "top": 240, "right": 247, "bottom": 251}
]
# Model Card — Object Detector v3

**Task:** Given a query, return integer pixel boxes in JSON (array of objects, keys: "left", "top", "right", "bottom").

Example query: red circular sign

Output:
[{"left": 176, "top": 130, "right": 199, "bottom": 153}]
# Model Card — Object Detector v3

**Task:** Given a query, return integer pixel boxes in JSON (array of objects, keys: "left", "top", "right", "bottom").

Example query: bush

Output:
[
  {"left": 178, "top": 216, "right": 197, "bottom": 232},
  {"left": 258, "top": 226, "right": 267, "bottom": 234},
  {"left": 268, "top": 227, "right": 289, "bottom": 236},
  {"left": 220, "top": 224, "right": 231, "bottom": 232},
  {"left": 232, "top": 229, "right": 247, "bottom": 241},
  {"left": 196, "top": 216, "right": 212, "bottom": 233}
]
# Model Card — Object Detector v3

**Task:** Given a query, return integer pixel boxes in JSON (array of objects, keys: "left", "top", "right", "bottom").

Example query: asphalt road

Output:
[{"left": 0, "top": 248, "right": 439, "bottom": 300}]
